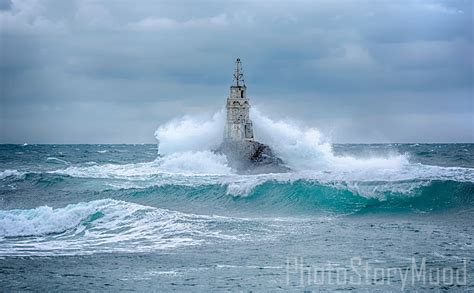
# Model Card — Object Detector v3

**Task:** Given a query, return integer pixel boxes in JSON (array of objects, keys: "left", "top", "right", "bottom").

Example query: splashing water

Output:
[
  {"left": 37, "top": 108, "right": 472, "bottom": 199},
  {"left": 1, "top": 109, "right": 473, "bottom": 292},
  {"left": 153, "top": 107, "right": 409, "bottom": 174},
  {"left": 2, "top": 109, "right": 473, "bottom": 209},
  {"left": 0, "top": 199, "right": 241, "bottom": 256},
  {"left": 154, "top": 110, "right": 225, "bottom": 156}
]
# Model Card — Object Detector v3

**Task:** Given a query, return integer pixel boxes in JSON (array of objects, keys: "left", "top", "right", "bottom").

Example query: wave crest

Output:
[{"left": 0, "top": 199, "right": 239, "bottom": 256}]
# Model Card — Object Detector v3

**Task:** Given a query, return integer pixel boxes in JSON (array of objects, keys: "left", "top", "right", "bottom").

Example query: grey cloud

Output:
[
  {"left": 0, "top": 0, "right": 11, "bottom": 11},
  {"left": 1, "top": 0, "right": 472, "bottom": 143}
]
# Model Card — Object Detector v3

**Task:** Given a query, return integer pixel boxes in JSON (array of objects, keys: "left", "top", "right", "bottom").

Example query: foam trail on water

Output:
[
  {"left": 0, "top": 199, "right": 241, "bottom": 256},
  {"left": 0, "top": 169, "right": 24, "bottom": 180}
]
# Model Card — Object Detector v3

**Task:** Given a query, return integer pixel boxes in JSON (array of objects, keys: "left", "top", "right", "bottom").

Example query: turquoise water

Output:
[{"left": 1, "top": 144, "right": 473, "bottom": 291}]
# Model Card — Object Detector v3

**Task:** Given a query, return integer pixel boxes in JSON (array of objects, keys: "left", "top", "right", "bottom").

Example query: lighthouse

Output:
[
  {"left": 224, "top": 58, "right": 254, "bottom": 142},
  {"left": 217, "top": 58, "right": 287, "bottom": 173}
]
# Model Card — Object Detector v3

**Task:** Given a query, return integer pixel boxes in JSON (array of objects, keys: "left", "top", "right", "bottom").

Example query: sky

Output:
[{"left": 1, "top": 0, "right": 473, "bottom": 143}]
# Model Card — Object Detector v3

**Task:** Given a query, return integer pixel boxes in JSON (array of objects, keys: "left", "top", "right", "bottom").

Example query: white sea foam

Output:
[
  {"left": 225, "top": 161, "right": 474, "bottom": 198},
  {"left": 0, "top": 199, "right": 240, "bottom": 256},
  {"left": 52, "top": 151, "right": 233, "bottom": 179},
  {"left": 225, "top": 177, "right": 267, "bottom": 197},
  {"left": 155, "top": 151, "right": 232, "bottom": 175},
  {"left": 0, "top": 169, "right": 24, "bottom": 180},
  {"left": 0, "top": 201, "right": 100, "bottom": 237},
  {"left": 46, "top": 157, "right": 70, "bottom": 165}
]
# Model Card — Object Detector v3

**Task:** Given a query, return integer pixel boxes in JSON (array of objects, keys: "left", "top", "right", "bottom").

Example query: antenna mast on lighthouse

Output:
[{"left": 233, "top": 58, "right": 245, "bottom": 87}]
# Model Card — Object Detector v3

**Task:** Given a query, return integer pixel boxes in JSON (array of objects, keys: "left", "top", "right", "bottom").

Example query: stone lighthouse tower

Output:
[
  {"left": 224, "top": 58, "right": 254, "bottom": 141},
  {"left": 217, "top": 58, "right": 287, "bottom": 173}
]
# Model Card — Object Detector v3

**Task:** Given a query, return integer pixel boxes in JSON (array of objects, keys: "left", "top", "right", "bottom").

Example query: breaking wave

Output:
[
  {"left": 112, "top": 179, "right": 473, "bottom": 214},
  {"left": 2, "top": 109, "right": 473, "bottom": 218},
  {"left": 4, "top": 167, "right": 472, "bottom": 215},
  {"left": 2, "top": 109, "right": 473, "bottom": 210},
  {"left": 0, "top": 199, "right": 240, "bottom": 256}
]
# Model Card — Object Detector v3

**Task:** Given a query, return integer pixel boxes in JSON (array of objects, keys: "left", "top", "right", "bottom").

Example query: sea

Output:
[{"left": 1, "top": 111, "right": 473, "bottom": 291}]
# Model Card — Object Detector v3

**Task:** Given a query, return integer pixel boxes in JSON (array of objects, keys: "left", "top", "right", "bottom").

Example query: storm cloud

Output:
[{"left": 1, "top": 0, "right": 472, "bottom": 143}]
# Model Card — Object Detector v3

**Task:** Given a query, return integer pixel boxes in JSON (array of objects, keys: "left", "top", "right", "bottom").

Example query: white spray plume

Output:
[
  {"left": 154, "top": 110, "right": 225, "bottom": 155},
  {"left": 251, "top": 108, "right": 333, "bottom": 170},
  {"left": 153, "top": 107, "right": 409, "bottom": 173},
  {"left": 251, "top": 108, "right": 408, "bottom": 171}
]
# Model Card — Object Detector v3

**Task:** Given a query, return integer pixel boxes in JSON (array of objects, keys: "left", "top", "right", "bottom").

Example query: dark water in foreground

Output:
[{"left": 0, "top": 144, "right": 473, "bottom": 291}]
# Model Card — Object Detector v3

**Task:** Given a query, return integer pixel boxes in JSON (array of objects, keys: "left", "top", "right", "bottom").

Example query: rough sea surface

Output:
[{"left": 1, "top": 142, "right": 473, "bottom": 291}]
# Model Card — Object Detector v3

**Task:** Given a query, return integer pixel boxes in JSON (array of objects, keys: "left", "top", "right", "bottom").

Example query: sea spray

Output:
[
  {"left": 153, "top": 107, "right": 409, "bottom": 173},
  {"left": 3, "top": 116, "right": 472, "bottom": 216},
  {"left": 251, "top": 108, "right": 410, "bottom": 171},
  {"left": 155, "top": 151, "right": 233, "bottom": 175},
  {"left": 37, "top": 110, "right": 474, "bottom": 200},
  {"left": 154, "top": 110, "right": 225, "bottom": 155},
  {"left": 52, "top": 151, "right": 233, "bottom": 178}
]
